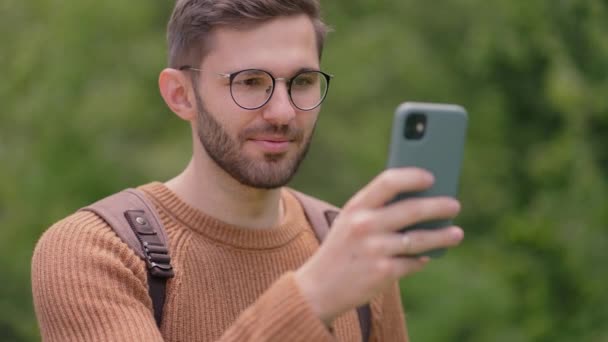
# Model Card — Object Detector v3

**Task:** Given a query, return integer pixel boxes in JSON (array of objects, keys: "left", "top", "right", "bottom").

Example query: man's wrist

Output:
[{"left": 294, "top": 269, "right": 334, "bottom": 327}]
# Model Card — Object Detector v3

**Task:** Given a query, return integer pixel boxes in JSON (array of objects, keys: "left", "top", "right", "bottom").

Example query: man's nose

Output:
[{"left": 261, "top": 82, "right": 296, "bottom": 125}]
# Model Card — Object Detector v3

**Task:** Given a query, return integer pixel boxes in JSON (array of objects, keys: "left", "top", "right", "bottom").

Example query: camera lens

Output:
[{"left": 404, "top": 113, "right": 427, "bottom": 140}]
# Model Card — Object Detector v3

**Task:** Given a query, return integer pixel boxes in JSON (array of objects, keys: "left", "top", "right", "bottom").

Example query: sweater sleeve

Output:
[
  {"left": 373, "top": 282, "right": 409, "bottom": 342},
  {"left": 31, "top": 212, "right": 164, "bottom": 342},
  {"left": 218, "top": 272, "right": 336, "bottom": 341}
]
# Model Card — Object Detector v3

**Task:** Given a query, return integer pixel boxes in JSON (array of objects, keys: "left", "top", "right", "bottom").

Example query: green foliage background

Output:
[{"left": 2, "top": 0, "right": 608, "bottom": 340}]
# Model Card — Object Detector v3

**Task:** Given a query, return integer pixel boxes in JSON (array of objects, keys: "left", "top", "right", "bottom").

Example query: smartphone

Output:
[{"left": 386, "top": 102, "right": 468, "bottom": 257}]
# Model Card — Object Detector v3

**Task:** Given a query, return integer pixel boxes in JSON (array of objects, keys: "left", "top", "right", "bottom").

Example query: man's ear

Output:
[{"left": 159, "top": 68, "right": 197, "bottom": 121}]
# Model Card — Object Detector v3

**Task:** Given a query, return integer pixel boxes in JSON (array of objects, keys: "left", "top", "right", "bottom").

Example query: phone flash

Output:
[{"left": 416, "top": 122, "right": 425, "bottom": 133}]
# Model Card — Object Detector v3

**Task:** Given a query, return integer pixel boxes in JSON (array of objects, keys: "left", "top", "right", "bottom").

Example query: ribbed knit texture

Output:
[{"left": 32, "top": 182, "right": 409, "bottom": 341}]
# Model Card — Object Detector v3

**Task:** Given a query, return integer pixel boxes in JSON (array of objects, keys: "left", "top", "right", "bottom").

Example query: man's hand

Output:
[{"left": 294, "top": 168, "right": 464, "bottom": 326}]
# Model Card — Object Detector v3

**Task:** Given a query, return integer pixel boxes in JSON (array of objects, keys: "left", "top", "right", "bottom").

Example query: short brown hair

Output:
[{"left": 167, "top": 0, "right": 329, "bottom": 68}]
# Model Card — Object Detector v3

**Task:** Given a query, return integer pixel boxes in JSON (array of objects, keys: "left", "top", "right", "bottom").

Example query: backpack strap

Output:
[
  {"left": 79, "top": 188, "right": 174, "bottom": 326},
  {"left": 289, "top": 189, "right": 372, "bottom": 342}
]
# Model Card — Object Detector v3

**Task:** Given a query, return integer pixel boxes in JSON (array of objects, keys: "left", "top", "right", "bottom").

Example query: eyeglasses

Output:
[{"left": 180, "top": 66, "right": 333, "bottom": 111}]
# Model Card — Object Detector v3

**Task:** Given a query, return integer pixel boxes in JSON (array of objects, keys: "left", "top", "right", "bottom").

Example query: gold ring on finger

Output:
[{"left": 402, "top": 234, "right": 412, "bottom": 255}]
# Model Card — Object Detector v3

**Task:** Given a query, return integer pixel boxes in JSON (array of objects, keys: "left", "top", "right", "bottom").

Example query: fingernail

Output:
[
  {"left": 450, "top": 199, "right": 461, "bottom": 210},
  {"left": 425, "top": 172, "right": 435, "bottom": 183},
  {"left": 451, "top": 227, "right": 464, "bottom": 241}
]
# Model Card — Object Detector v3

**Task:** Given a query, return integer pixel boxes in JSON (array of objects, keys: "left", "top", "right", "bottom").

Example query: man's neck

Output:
[{"left": 165, "top": 157, "right": 285, "bottom": 230}]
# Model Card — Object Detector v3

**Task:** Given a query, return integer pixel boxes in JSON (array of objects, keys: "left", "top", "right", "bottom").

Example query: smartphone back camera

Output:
[{"left": 404, "top": 113, "right": 427, "bottom": 140}]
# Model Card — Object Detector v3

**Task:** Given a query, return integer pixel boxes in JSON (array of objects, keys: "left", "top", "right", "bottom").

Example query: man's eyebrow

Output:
[
  {"left": 296, "top": 67, "right": 321, "bottom": 73},
  {"left": 244, "top": 70, "right": 267, "bottom": 75},
  {"left": 224, "top": 67, "right": 322, "bottom": 76}
]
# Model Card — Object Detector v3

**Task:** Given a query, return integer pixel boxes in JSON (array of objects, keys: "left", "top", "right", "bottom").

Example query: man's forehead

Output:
[{"left": 201, "top": 15, "right": 320, "bottom": 73}]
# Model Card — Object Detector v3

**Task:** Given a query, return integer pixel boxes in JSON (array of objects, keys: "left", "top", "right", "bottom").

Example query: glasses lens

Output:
[
  {"left": 231, "top": 70, "right": 274, "bottom": 109},
  {"left": 290, "top": 71, "right": 328, "bottom": 110}
]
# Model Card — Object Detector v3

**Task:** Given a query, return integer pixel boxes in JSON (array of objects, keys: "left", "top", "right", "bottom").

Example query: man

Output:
[{"left": 32, "top": 0, "right": 464, "bottom": 341}]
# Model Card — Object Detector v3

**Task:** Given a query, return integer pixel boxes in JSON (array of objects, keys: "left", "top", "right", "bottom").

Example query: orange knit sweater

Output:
[{"left": 32, "top": 182, "right": 409, "bottom": 341}]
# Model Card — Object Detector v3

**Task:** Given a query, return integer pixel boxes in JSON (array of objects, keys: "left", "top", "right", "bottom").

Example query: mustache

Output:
[{"left": 239, "top": 123, "right": 304, "bottom": 141}]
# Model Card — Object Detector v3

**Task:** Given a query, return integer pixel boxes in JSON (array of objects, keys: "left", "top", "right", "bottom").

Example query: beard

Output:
[{"left": 193, "top": 90, "right": 316, "bottom": 189}]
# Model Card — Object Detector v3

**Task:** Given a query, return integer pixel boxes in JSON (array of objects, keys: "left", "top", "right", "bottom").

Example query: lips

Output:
[{"left": 248, "top": 136, "right": 293, "bottom": 153}]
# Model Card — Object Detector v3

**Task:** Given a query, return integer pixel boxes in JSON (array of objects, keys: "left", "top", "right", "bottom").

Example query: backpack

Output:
[{"left": 81, "top": 188, "right": 372, "bottom": 341}]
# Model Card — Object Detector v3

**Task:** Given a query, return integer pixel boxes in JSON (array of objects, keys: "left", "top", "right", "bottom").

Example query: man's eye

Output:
[
  {"left": 244, "top": 78, "right": 262, "bottom": 86},
  {"left": 293, "top": 75, "right": 317, "bottom": 87},
  {"left": 235, "top": 77, "right": 264, "bottom": 87}
]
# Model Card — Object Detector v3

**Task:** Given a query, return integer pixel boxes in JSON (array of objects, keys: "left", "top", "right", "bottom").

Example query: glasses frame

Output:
[{"left": 179, "top": 66, "right": 333, "bottom": 111}]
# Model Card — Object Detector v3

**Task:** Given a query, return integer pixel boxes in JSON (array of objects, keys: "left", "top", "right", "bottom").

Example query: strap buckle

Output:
[
  {"left": 125, "top": 210, "right": 175, "bottom": 278},
  {"left": 143, "top": 241, "right": 175, "bottom": 277}
]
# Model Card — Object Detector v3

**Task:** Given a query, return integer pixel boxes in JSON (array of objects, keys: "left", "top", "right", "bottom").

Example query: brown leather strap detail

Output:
[
  {"left": 80, "top": 188, "right": 174, "bottom": 278},
  {"left": 79, "top": 188, "right": 169, "bottom": 260},
  {"left": 79, "top": 188, "right": 174, "bottom": 327},
  {"left": 289, "top": 189, "right": 339, "bottom": 241},
  {"left": 356, "top": 305, "right": 372, "bottom": 342},
  {"left": 123, "top": 209, "right": 174, "bottom": 278},
  {"left": 324, "top": 210, "right": 339, "bottom": 227}
]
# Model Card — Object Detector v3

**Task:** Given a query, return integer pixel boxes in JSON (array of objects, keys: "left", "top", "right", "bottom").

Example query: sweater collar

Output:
[{"left": 139, "top": 182, "right": 311, "bottom": 249}]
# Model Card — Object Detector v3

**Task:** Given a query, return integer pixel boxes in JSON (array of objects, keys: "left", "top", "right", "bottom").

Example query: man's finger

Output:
[
  {"left": 399, "top": 226, "right": 464, "bottom": 255},
  {"left": 383, "top": 255, "right": 430, "bottom": 279},
  {"left": 344, "top": 168, "right": 434, "bottom": 211},
  {"left": 368, "top": 227, "right": 463, "bottom": 258},
  {"left": 372, "top": 196, "right": 461, "bottom": 233}
]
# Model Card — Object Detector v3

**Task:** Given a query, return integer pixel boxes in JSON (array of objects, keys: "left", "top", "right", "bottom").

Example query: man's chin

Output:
[
  {"left": 263, "top": 152, "right": 289, "bottom": 163},
  {"left": 226, "top": 141, "right": 310, "bottom": 188},
  {"left": 235, "top": 160, "right": 298, "bottom": 189},
  {"left": 237, "top": 172, "right": 294, "bottom": 190}
]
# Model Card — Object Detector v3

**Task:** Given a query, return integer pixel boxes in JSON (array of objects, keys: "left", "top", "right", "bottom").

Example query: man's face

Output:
[{"left": 192, "top": 15, "right": 322, "bottom": 189}]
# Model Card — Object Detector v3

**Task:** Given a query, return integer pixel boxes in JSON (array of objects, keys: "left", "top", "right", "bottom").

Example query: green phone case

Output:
[{"left": 387, "top": 102, "right": 468, "bottom": 258}]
